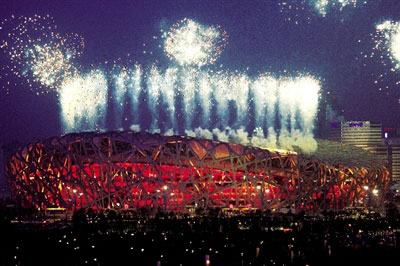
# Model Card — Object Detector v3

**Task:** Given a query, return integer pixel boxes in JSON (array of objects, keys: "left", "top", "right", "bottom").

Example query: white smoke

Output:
[
  {"left": 130, "top": 124, "right": 141, "bottom": 132},
  {"left": 164, "top": 128, "right": 176, "bottom": 136},
  {"left": 266, "top": 127, "right": 277, "bottom": 149},
  {"left": 212, "top": 128, "right": 229, "bottom": 142},
  {"left": 250, "top": 127, "right": 266, "bottom": 147},
  {"left": 184, "top": 129, "right": 196, "bottom": 138},
  {"left": 229, "top": 126, "right": 249, "bottom": 144}
]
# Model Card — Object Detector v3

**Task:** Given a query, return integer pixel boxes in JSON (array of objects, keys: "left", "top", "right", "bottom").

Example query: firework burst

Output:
[
  {"left": 375, "top": 20, "right": 400, "bottom": 71},
  {"left": 278, "top": 0, "right": 370, "bottom": 25},
  {"left": 163, "top": 18, "right": 228, "bottom": 67},
  {"left": 311, "top": 0, "right": 367, "bottom": 17},
  {"left": 357, "top": 19, "right": 400, "bottom": 94},
  {"left": 0, "top": 14, "right": 84, "bottom": 94}
]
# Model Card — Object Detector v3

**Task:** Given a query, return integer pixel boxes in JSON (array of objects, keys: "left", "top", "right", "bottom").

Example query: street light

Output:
[
  {"left": 205, "top": 254, "right": 210, "bottom": 265},
  {"left": 163, "top": 185, "right": 168, "bottom": 212},
  {"left": 72, "top": 189, "right": 77, "bottom": 212}
]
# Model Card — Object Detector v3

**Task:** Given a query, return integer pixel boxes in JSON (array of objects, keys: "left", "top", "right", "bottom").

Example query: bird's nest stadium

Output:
[{"left": 5, "top": 131, "right": 390, "bottom": 213}]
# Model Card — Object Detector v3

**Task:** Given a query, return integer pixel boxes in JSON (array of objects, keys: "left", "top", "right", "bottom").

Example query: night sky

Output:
[{"left": 1, "top": 0, "right": 400, "bottom": 192}]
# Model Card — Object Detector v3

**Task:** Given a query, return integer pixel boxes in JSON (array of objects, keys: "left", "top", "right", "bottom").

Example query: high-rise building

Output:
[
  {"left": 340, "top": 121, "right": 383, "bottom": 147},
  {"left": 388, "top": 139, "right": 400, "bottom": 183},
  {"left": 327, "top": 121, "right": 400, "bottom": 183}
]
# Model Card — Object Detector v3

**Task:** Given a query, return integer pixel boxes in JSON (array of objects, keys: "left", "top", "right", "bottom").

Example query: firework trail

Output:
[
  {"left": 160, "top": 67, "right": 178, "bottom": 130},
  {"left": 278, "top": 78, "right": 299, "bottom": 150},
  {"left": 127, "top": 65, "right": 143, "bottom": 124},
  {"left": 59, "top": 70, "right": 108, "bottom": 132},
  {"left": 180, "top": 68, "right": 197, "bottom": 129},
  {"left": 113, "top": 68, "right": 129, "bottom": 129},
  {"left": 147, "top": 65, "right": 162, "bottom": 130},
  {"left": 212, "top": 72, "right": 230, "bottom": 129},
  {"left": 231, "top": 74, "right": 250, "bottom": 128},
  {"left": 197, "top": 71, "right": 213, "bottom": 127},
  {"left": 253, "top": 75, "right": 279, "bottom": 148},
  {"left": 296, "top": 77, "right": 320, "bottom": 135}
]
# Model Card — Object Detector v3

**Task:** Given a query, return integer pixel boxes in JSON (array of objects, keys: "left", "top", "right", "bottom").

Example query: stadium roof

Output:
[{"left": 13, "top": 131, "right": 387, "bottom": 170}]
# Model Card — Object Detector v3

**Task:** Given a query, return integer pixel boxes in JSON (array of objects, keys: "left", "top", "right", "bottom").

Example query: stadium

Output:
[{"left": 5, "top": 131, "right": 390, "bottom": 213}]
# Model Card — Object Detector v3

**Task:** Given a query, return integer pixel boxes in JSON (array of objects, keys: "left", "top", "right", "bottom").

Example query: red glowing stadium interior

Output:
[
  {"left": 26, "top": 162, "right": 346, "bottom": 211},
  {"left": 7, "top": 132, "right": 388, "bottom": 212}
]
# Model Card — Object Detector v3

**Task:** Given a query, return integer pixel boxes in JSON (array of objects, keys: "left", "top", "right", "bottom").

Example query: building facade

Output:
[{"left": 328, "top": 121, "right": 400, "bottom": 183}]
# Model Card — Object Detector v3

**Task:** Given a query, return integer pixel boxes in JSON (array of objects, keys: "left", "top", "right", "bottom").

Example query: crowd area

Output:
[{"left": 1, "top": 202, "right": 400, "bottom": 266}]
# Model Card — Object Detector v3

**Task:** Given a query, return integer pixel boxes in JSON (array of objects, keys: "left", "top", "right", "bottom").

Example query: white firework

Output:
[
  {"left": 376, "top": 20, "right": 400, "bottom": 71},
  {"left": 59, "top": 70, "right": 108, "bottom": 132},
  {"left": 311, "top": 0, "right": 366, "bottom": 17},
  {"left": 164, "top": 18, "right": 227, "bottom": 66}
]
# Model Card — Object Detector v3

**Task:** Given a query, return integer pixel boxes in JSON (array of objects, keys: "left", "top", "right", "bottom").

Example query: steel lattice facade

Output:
[{"left": 5, "top": 131, "right": 390, "bottom": 212}]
